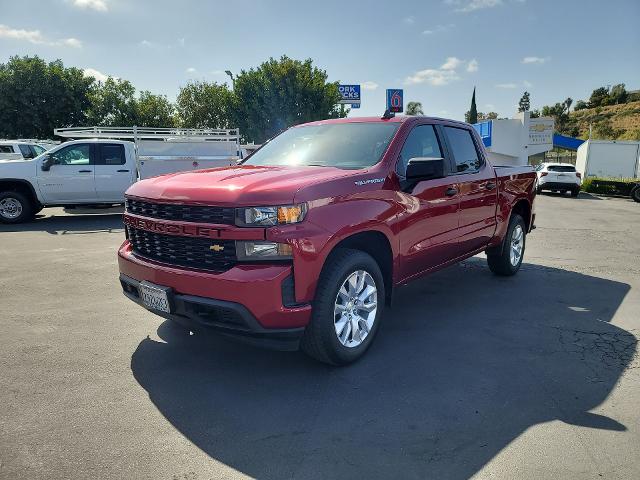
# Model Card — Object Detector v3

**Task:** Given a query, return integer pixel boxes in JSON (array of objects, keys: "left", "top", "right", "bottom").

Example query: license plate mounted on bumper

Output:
[{"left": 139, "top": 281, "right": 172, "bottom": 313}]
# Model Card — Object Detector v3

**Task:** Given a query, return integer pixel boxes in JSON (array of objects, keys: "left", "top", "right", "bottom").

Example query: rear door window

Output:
[
  {"left": 444, "top": 127, "right": 481, "bottom": 173},
  {"left": 0, "top": 145, "right": 15, "bottom": 153},
  {"left": 98, "top": 144, "right": 126, "bottom": 165}
]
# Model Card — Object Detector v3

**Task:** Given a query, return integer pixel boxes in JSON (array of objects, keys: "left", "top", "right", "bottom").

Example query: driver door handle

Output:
[
  {"left": 78, "top": 169, "right": 92, "bottom": 173},
  {"left": 485, "top": 182, "right": 496, "bottom": 190},
  {"left": 445, "top": 187, "right": 458, "bottom": 197},
  {"left": 117, "top": 169, "right": 130, "bottom": 173}
]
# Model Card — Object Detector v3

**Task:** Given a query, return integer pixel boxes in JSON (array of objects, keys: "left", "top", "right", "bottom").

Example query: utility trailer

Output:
[
  {"left": 53, "top": 126, "right": 242, "bottom": 179},
  {"left": 575, "top": 139, "right": 640, "bottom": 202}
]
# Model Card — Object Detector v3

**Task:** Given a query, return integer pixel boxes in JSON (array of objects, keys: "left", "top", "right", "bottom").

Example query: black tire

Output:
[
  {"left": 301, "top": 249, "right": 385, "bottom": 365},
  {"left": 0, "top": 191, "right": 34, "bottom": 224},
  {"left": 536, "top": 186, "right": 542, "bottom": 194},
  {"left": 487, "top": 214, "right": 526, "bottom": 276},
  {"left": 571, "top": 188, "right": 580, "bottom": 197},
  {"left": 631, "top": 187, "right": 640, "bottom": 203}
]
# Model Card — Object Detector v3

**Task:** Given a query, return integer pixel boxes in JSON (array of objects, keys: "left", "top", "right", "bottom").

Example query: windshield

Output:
[{"left": 243, "top": 122, "right": 399, "bottom": 170}]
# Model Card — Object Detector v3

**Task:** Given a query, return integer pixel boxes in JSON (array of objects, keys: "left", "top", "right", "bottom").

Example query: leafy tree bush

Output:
[
  {"left": 518, "top": 91, "right": 530, "bottom": 112},
  {"left": 232, "top": 56, "right": 344, "bottom": 143},
  {"left": 406, "top": 101, "right": 424, "bottom": 115},
  {"left": 176, "top": 81, "right": 233, "bottom": 129},
  {"left": 0, "top": 55, "right": 93, "bottom": 138}
]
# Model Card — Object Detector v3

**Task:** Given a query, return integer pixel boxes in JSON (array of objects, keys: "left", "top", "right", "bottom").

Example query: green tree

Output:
[
  {"left": 0, "top": 55, "right": 93, "bottom": 138},
  {"left": 608, "top": 83, "right": 627, "bottom": 105},
  {"left": 530, "top": 109, "right": 541, "bottom": 118},
  {"left": 467, "top": 87, "right": 478, "bottom": 124},
  {"left": 589, "top": 87, "right": 610, "bottom": 108},
  {"left": 86, "top": 78, "right": 138, "bottom": 126},
  {"left": 232, "top": 56, "right": 344, "bottom": 143},
  {"left": 518, "top": 91, "right": 530, "bottom": 112},
  {"left": 176, "top": 81, "right": 234, "bottom": 128},
  {"left": 134, "top": 91, "right": 176, "bottom": 127},
  {"left": 573, "top": 100, "right": 588, "bottom": 111},
  {"left": 406, "top": 101, "right": 424, "bottom": 115}
]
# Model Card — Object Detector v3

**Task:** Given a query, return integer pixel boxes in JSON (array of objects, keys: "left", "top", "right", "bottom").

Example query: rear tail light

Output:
[
  {"left": 576, "top": 172, "right": 582, "bottom": 178},
  {"left": 540, "top": 172, "right": 548, "bottom": 177}
]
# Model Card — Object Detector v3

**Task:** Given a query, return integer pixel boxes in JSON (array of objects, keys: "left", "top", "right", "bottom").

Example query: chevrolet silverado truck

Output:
[{"left": 118, "top": 116, "right": 536, "bottom": 365}]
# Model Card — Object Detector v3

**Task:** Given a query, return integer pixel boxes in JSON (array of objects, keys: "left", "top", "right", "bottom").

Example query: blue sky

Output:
[{"left": 1, "top": 0, "right": 638, "bottom": 121}]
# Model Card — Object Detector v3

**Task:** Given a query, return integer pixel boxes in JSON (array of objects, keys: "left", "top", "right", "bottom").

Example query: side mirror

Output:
[
  {"left": 406, "top": 157, "right": 445, "bottom": 181},
  {"left": 41, "top": 154, "right": 53, "bottom": 171}
]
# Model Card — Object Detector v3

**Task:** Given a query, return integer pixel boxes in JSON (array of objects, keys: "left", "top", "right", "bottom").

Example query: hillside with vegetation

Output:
[
  {"left": 570, "top": 101, "right": 640, "bottom": 140},
  {"left": 526, "top": 84, "right": 640, "bottom": 141}
]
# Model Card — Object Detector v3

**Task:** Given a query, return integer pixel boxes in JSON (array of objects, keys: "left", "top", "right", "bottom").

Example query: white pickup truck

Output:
[{"left": 0, "top": 127, "right": 241, "bottom": 223}]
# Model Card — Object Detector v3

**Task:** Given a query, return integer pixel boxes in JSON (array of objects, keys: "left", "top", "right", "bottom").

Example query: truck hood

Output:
[{"left": 126, "top": 165, "right": 357, "bottom": 206}]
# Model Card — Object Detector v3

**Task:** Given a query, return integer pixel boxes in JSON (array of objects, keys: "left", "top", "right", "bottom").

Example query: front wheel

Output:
[
  {"left": 301, "top": 249, "right": 385, "bottom": 365},
  {"left": 631, "top": 186, "right": 640, "bottom": 203},
  {"left": 487, "top": 214, "right": 526, "bottom": 276},
  {"left": 0, "top": 191, "right": 34, "bottom": 224}
]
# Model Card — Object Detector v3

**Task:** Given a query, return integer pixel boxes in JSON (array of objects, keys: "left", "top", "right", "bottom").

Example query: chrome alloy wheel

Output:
[
  {"left": 0, "top": 197, "right": 23, "bottom": 220},
  {"left": 510, "top": 224, "right": 524, "bottom": 266},
  {"left": 334, "top": 270, "right": 378, "bottom": 348}
]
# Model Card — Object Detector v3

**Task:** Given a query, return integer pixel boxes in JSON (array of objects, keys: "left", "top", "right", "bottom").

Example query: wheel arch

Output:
[
  {"left": 322, "top": 230, "right": 395, "bottom": 306},
  {"left": 0, "top": 179, "right": 40, "bottom": 208}
]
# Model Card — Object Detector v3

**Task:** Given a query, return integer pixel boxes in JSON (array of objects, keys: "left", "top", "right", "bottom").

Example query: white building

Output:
[{"left": 473, "top": 111, "right": 554, "bottom": 166}]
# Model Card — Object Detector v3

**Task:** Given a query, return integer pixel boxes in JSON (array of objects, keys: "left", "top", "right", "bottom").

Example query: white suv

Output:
[{"left": 536, "top": 163, "right": 582, "bottom": 197}]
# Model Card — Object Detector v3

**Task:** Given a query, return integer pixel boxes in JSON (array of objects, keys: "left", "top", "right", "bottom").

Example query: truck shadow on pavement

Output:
[
  {"left": 130, "top": 258, "right": 635, "bottom": 480},
  {"left": 0, "top": 212, "right": 124, "bottom": 234}
]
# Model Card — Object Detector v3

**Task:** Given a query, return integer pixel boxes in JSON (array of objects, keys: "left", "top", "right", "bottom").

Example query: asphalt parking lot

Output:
[{"left": 1, "top": 193, "right": 639, "bottom": 480}]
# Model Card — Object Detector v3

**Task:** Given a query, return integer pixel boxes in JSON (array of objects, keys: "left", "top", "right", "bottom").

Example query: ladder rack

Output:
[{"left": 54, "top": 126, "right": 240, "bottom": 142}]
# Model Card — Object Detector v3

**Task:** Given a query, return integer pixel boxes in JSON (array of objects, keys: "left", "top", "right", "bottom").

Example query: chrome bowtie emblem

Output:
[{"left": 209, "top": 244, "right": 224, "bottom": 252}]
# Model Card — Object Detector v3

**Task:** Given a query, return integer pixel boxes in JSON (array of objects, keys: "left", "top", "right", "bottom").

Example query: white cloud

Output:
[
  {"left": 441, "top": 57, "right": 463, "bottom": 70},
  {"left": 496, "top": 83, "right": 518, "bottom": 88},
  {"left": 447, "top": 0, "right": 504, "bottom": 13},
  {"left": 522, "top": 56, "right": 549, "bottom": 64},
  {"left": 406, "top": 68, "right": 460, "bottom": 86},
  {"left": 83, "top": 68, "right": 110, "bottom": 82},
  {"left": 140, "top": 39, "right": 153, "bottom": 47},
  {"left": 186, "top": 67, "right": 197, "bottom": 74},
  {"left": 0, "top": 24, "right": 82, "bottom": 48},
  {"left": 178, "top": 37, "right": 185, "bottom": 47},
  {"left": 523, "top": 80, "right": 533, "bottom": 88},
  {"left": 210, "top": 70, "right": 225, "bottom": 76},
  {"left": 467, "top": 59, "right": 479, "bottom": 72},
  {"left": 69, "top": 0, "right": 108, "bottom": 12},
  {"left": 404, "top": 16, "right": 416, "bottom": 24},
  {"left": 362, "top": 81, "right": 379, "bottom": 91},
  {"left": 485, "top": 104, "right": 496, "bottom": 110},
  {"left": 422, "top": 23, "right": 455, "bottom": 35}
]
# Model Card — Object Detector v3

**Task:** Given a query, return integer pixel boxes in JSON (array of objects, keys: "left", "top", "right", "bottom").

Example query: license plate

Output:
[{"left": 139, "top": 282, "right": 171, "bottom": 313}]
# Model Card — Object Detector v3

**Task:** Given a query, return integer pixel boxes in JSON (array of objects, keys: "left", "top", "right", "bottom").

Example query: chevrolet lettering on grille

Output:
[{"left": 123, "top": 214, "right": 221, "bottom": 239}]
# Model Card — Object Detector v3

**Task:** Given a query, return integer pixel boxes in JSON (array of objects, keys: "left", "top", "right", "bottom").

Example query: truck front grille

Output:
[
  {"left": 125, "top": 198, "right": 235, "bottom": 225},
  {"left": 126, "top": 226, "right": 236, "bottom": 273}
]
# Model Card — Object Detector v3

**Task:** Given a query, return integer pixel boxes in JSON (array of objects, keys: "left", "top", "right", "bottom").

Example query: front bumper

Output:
[{"left": 118, "top": 241, "right": 311, "bottom": 349}]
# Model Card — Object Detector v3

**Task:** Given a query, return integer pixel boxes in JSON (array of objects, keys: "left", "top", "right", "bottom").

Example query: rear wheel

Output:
[
  {"left": 571, "top": 188, "right": 580, "bottom": 197},
  {"left": 631, "top": 186, "right": 640, "bottom": 203},
  {"left": 0, "top": 191, "right": 34, "bottom": 224},
  {"left": 301, "top": 249, "right": 385, "bottom": 365},
  {"left": 487, "top": 214, "right": 526, "bottom": 276}
]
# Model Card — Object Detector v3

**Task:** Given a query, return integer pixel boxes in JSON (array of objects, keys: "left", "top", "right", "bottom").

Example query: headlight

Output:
[
  {"left": 236, "top": 204, "right": 307, "bottom": 227},
  {"left": 236, "top": 241, "right": 293, "bottom": 261}
]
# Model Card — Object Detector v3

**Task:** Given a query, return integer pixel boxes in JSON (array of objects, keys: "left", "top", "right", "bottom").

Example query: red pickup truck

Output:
[{"left": 118, "top": 116, "right": 536, "bottom": 364}]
